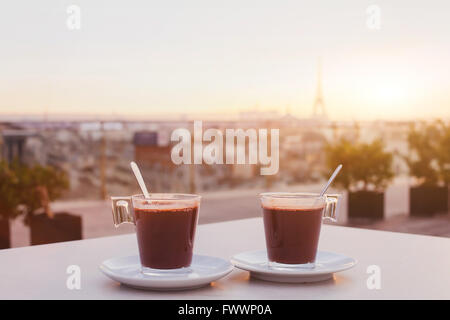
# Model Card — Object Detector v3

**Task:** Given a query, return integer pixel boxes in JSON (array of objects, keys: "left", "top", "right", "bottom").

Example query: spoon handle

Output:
[
  {"left": 130, "top": 161, "right": 150, "bottom": 198},
  {"left": 320, "top": 164, "right": 342, "bottom": 197}
]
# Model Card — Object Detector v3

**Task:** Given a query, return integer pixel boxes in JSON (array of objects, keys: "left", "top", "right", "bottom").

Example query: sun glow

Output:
[
  {"left": 371, "top": 79, "right": 409, "bottom": 105},
  {"left": 334, "top": 56, "right": 427, "bottom": 119}
]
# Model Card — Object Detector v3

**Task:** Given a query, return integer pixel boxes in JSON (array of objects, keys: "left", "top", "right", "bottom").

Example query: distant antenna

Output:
[
  {"left": 100, "top": 121, "right": 107, "bottom": 200},
  {"left": 312, "top": 58, "right": 327, "bottom": 118},
  {"left": 43, "top": 105, "right": 48, "bottom": 127}
]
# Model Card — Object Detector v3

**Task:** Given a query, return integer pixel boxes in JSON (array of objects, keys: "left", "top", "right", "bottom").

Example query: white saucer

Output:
[
  {"left": 100, "top": 254, "right": 234, "bottom": 291},
  {"left": 231, "top": 250, "right": 357, "bottom": 283}
]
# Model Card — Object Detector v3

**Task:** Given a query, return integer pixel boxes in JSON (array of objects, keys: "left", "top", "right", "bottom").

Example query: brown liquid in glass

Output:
[
  {"left": 134, "top": 206, "right": 198, "bottom": 269},
  {"left": 263, "top": 206, "right": 324, "bottom": 264}
]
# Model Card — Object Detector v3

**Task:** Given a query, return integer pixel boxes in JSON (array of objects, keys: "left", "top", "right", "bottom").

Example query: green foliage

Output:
[
  {"left": 324, "top": 138, "right": 394, "bottom": 192},
  {"left": 0, "top": 161, "right": 69, "bottom": 221},
  {"left": 0, "top": 161, "right": 21, "bottom": 220},
  {"left": 437, "top": 124, "right": 450, "bottom": 185},
  {"left": 407, "top": 120, "right": 450, "bottom": 186}
]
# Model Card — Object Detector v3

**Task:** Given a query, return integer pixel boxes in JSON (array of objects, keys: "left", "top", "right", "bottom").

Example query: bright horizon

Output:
[{"left": 1, "top": 0, "right": 450, "bottom": 121}]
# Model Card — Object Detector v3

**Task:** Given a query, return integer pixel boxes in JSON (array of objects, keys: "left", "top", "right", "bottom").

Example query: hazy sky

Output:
[{"left": 1, "top": 0, "right": 450, "bottom": 120}]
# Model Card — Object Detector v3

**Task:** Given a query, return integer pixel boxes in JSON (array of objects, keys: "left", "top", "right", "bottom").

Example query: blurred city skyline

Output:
[{"left": 1, "top": 0, "right": 450, "bottom": 121}]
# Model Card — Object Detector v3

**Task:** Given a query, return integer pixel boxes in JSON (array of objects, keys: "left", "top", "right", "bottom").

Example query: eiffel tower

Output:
[{"left": 312, "top": 59, "right": 327, "bottom": 118}]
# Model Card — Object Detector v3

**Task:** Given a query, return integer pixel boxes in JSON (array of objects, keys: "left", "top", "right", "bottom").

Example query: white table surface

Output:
[{"left": 0, "top": 217, "right": 449, "bottom": 299}]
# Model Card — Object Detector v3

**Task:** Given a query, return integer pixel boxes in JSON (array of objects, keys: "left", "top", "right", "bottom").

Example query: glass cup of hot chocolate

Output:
[
  {"left": 111, "top": 193, "right": 201, "bottom": 275},
  {"left": 260, "top": 192, "right": 339, "bottom": 269}
]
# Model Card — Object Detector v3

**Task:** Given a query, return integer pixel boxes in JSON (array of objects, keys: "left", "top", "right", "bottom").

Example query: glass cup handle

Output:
[
  {"left": 323, "top": 195, "right": 339, "bottom": 222},
  {"left": 111, "top": 196, "right": 135, "bottom": 227}
]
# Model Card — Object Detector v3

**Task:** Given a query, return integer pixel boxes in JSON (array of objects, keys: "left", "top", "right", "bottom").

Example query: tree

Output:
[
  {"left": 0, "top": 161, "right": 21, "bottom": 220},
  {"left": 407, "top": 120, "right": 450, "bottom": 186},
  {"left": 8, "top": 162, "right": 69, "bottom": 223},
  {"left": 435, "top": 122, "right": 450, "bottom": 185},
  {"left": 324, "top": 138, "right": 354, "bottom": 190},
  {"left": 324, "top": 138, "right": 394, "bottom": 192},
  {"left": 0, "top": 161, "right": 69, "bottom": 248}
]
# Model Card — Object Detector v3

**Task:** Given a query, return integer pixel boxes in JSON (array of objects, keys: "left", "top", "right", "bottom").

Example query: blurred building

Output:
[
  {"left": 133, "top": 131, "right": 173, "bottom": 167},
  {"left": 133, "top": 130, "right": 188, "bottom": 192},
  {"left": 0, "top": 123, "right": 37, "bottom": 164}
]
